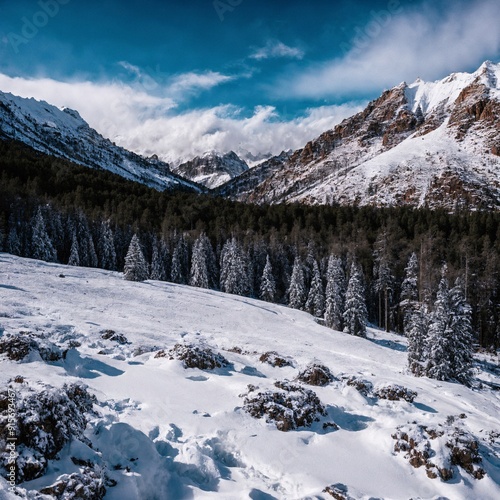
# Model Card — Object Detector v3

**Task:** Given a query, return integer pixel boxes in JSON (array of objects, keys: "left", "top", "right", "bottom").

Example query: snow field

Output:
[{"left": 0, "top": 253, "right": 499, "bottom": 499}]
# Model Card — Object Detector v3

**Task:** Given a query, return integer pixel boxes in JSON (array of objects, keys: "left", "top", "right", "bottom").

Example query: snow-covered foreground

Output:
[{"left": 0, "top": 253, "right": 499, "bottom": 500}]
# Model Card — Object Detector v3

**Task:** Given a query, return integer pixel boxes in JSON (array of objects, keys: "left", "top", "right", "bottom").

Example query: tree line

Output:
[{"left": 0, "top": 139, "right": 499, "bottom": 351}]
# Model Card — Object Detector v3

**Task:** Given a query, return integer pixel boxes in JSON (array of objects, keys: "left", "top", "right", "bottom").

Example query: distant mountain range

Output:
[
  {"left": 1, "top": 61, "right": 500, "bottom": 210},
  {"left": 0, "top": 90, "right": 202, "bottom": 193}
]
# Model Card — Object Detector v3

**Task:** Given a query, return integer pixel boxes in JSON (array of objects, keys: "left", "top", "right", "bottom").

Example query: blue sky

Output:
[{"left": 0, "top": 0, "right": 499, "bottom": 161}]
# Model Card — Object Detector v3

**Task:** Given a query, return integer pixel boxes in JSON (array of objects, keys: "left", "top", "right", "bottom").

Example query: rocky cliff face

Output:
[
  {"left": 172, "top": 151, "right": 249, "bottom": 189},
  {"left": 219, "top": 61, "right": 500, "bottom": 210}
]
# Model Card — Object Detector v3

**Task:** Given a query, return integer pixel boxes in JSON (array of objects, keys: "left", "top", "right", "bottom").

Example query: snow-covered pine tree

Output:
[
  {"left": 449, "top": 277, "right": 474, "bottom": 385},
  {"left": 343, "top": 260, "right": 368, "bottom": 337},
  {"left": 150, "top": 236, "right": 169, "bottom": 281},
  {"left": 123, "top": 234, "right": 149, "bottom": 281},
  {"left": 373, "top": 232, "right": 395, "bottom": 332},
  {"left": 190, "top": 232, "right": 213, "bottom": 289},
  {"left": 68, "top": 231, "right": 80, "bottom": 266},
  {"left": 259, "top": 254, "right": 277, "bottom": 303},
  {"left": 401, "top": 252, "right": 419, "bottom": 335},
  {"left": 324, "top": 255, "right": 346, "bottom": 331},
  {"left": 74, "top": 212, "right": 98, "bottom": 268},
  {"left": 30, "top": 207, "right": 57, "bottom": 262},
  {"left": 6, "top": 219, "right": 22, "bottom": 256},
  {"left": 407, "top": 307, "right": 428, "bottom": 376},
  {"left": 426, "top": 266, "right": 453, "bottom": 381},
  {"left": 171, "top": 235, "right": 189, "bottom": 284},
  {"left": 219, "top": 237, "right": 250, "bottom": 296},
  {"left": 97, "top": 220, "right": 117, "bottom": 270},
  {"left": 288, "top": 256, "right": 306, "bottom": 310},
  {"left": 305, "top": 259, "right": 325, "bottom": 317}
]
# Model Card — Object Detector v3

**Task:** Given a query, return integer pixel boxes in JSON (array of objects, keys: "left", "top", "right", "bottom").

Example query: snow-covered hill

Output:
[
  {"left": 172, "top": 151, "right": 249, "bottom": 189},
  {"left": 1, "top": 254, "right": 499, "bottom": 499},
  {"left": 219, "top": 61, "right": 500, "bottom": 209},
  {"left": 0, "top": 91, "right": 202, "bottom": 192}
]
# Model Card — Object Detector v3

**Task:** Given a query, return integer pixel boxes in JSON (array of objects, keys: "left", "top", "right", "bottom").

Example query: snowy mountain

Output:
[
  {"left": 172, "top": 150, "right": 249, "bottom": 189},
  {"left": 0, "top": 91, "right": 202, "bottom": 192},
  {"left": 219, "top": 61, "right": 500, "bottom": 210},
  {"left": 1, "top": 253, "right": 499, "bottom": 499}
]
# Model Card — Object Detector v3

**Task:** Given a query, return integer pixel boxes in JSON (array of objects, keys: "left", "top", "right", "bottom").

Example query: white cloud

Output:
[
  {"left": 167, "top": 71, "right": 235, "bottom": 96},
  {"left": 250, "top": 40, "right": 304, "bottom": 60},
  {"left": 285, "top": 0, "right": 500, "bottom": 98},
  {"left": 0, "top": 73, "right": 362, "bottom": 163}
]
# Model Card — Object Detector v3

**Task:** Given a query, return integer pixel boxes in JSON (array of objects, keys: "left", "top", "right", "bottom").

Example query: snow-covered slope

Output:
[
  {"left": 220, "top": 61, "right": 500, "bottom": 209},
  {"left": 0, "top": 91, "right": 202, "bottom": 192},
  {"left": 172, "top": 151, "right": 249, "bottom": 189},
  {"left": 1, "top": 254, "right": 499, "bottom": 499}
]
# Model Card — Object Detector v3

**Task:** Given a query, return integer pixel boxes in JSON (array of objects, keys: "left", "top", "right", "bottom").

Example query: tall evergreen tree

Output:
[
  {"left": 288, "top": 256, "right": 306, "bottom": 310},
  {"left": 373, "top": 232, "right": 395, "bottom": 331},
  {"left": 219, "top": 237, "right": 250, "bottom": 296},
  {"left": 30, "top": 207, "right": 57, "bottom": 262},
  {"left": 123, "top": 234, "right": 149, "bottom": 281},
  {"left": 305, "top": 259, "right": 325, "bottom": 317},
  {"left": 449, "top": 278, "right": 474, "bottom": 385},
  {"left": 426, "top": 266, "right": 453, "bottom": 381},
  {"left": 73, "top": 212, "right": 98, "bottom": 268},
  {"left": 150, "top": 236, "right": 169, "bottom": 281},
  {"left": 97, "top": 220, "right": 117, "bottom": 270},
  {"left": 190, "top": 232, "right": 217, "bottom": 289},
  {"left": 324, "top": 255, "right": 346, "bottom": 331},
  {"left": 68, "top": 231, "right": 80, "bottom": 266},
  {"left": 407, "top": 307, "right": 428, "bottom": 376},
  {"left": 171, "top": 235, "right": 189, "bottom": 284},
  {"left": 259, "top": 254, "right": 277, "bottom": 303},
  {"left": 343, "top": 260, "right": 368, "bottom": 337},
  {"left": 401, "top": 252, "right": 420, "bottom": 335}
]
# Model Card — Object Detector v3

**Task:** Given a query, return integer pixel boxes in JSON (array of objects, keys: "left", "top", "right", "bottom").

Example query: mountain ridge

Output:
[{"left": 217, "top": 61, "right": 500, "bottom": 210}]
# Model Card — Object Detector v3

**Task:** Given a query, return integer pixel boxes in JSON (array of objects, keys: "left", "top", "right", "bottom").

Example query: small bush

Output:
[
  {"left": 0, "top": 332, "right": 63, "bottom": 362},
  {"left": 39, "top": 467, "right": 106, "bottom": 499},
  {"left": 100, "top": 330, "right": 129, "bottom": 345},
  {"left": 259, "top": 351, "right": 293, "bottom": 368},
  {"left": 297, "top": 363, "right": 334, "bottom": 386},
  {"left": 342, "top": 376, "right": 373, "bottom": 396},
  {"left": 374, "top": 384, "right": 417, "bottom": 403},
  {"left": 156, "top": 343, "right": 230, "bottom": 370},
  {"left": 243, "top": 380, "right": 326, "bottom": 431}
]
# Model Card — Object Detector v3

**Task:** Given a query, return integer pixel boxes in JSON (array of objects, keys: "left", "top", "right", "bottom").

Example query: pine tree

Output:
[
  {"left": 190, "top": 233, "right": 212, "bottom": 289},
  {"left": 401, "top": 252, "right": 419, "bottom": 335},
  {"left": 97, "top": 220, "right": 117, "bottom": 270},
  {"left": 219, "top": 237, "right": 249, "bottom": 296},
  {"left": 343, "top": 260, "right": 368, "bottom": 337},
  {"left": 426, "top": 267, "right": 453, "bottom": 381},
  {"left": 324, "top": 255, "right": 346, "bottom": 331},
  {"left": 150, "top": 236, "right": 169, "bottom": 281},
  {"left": 407, "top": 307, "right": 428, "bottom": 376},
  {"left": 373, "top": 232, "right": 395, "bottom": 331},
  {"left": 123, "top": 234, "right": 149, "bottom": 281},
  {"left": 6, "top": 222, "right": 22, "bottom": 257},
  {"left": 305, "top": 260, "right": 325, "bottom": 317},
  {"left": 171, "top": 235, "right": 189, "bottom": 284},
  {"left": 259, "top": 254, "right": 277, "bottom": 303},
  {"left": 449, "top": 278, "right": 474, "bottom": 385},
  {"left": 30, "top": 207, "right": 57, "bottom": 262},
  {"left": 288, "top": 256, "right": 306, "bottom": 310},
  {"left": 74, "top": 212, "right": 98, "bottom": 268},
  {"left": 68, "top": 231, "right": 80, "bottom": 266}
]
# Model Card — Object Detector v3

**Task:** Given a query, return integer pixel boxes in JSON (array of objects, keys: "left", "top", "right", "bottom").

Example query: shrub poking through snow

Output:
[
  {"left": 373, "top": 383, "right": 417, "bottom": 403},
  {"left": 0, "top": 332, "right": 63, "bottom": 362},
  {"left": 323, "top": 483, "right": 354, "bottom": 499},
  {"left": 100, "top": 329, "right": 129, "bottom": 345},
  {"left": 259, "top": 351, "right": 293, "bottom": 368},
  {"left": 297, "top": 363, "right": 334, "bottom": 386},
  {"left": 392, "top": 420, "right": 486, "bottom": 481},
  {"left": 242, "top": 380, "right": 326, "bottom": 431},
  {"left": 0, "top": 382, "right": 96, "bottom": 483},
  {"left": 155, "top": 343, "right": 230, "bottom": 370},
  {"left": 39, "top": 467, "right": 106, "bottom": 499},
  {"left": 342, "top": 376, "right": 373, "bottom": 396}
]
